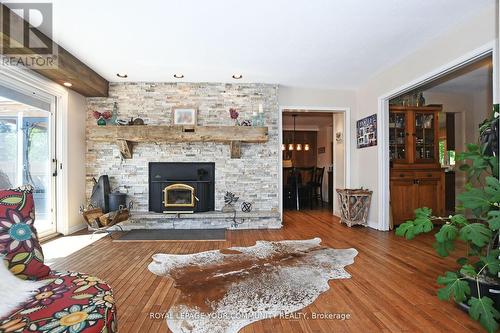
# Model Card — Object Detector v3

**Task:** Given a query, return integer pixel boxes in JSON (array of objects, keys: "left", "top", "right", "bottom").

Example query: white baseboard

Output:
[
  {"left": 67, "top": 222, "right": 87, "bottom": 235},
  {"left": 367, "top": 220, "right": 382, "bottom": 230}
]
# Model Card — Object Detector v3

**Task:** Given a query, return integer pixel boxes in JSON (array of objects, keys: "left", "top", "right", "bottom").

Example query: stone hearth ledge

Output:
[{"left": 108, "top": 210, "right": 282, "bottom": 230}]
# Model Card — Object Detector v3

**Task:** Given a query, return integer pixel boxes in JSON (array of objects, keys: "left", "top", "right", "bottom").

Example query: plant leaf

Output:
[
  {"left": 456, "top": 257, "right": 468, "bottom": 265},
  {"left": 458, "top": 187, "right": 492, "bottom": 217},
  {"left": 450, "top": 214, "right": 469, "bottom": 226},
  {"left": 435, "top": 224, "right": 458, "bottom": 243},
  {"left": 433, "top": 239, "right": 455, "bottom": 257},
  {"left": 437, "top": 271, "right": 470, "bottom": 303},
  {"left": 395, "top": 221, "right": 417, "bottom": 240},
  {"left": 486, "top": 210, "right": 500, "bottom": 231},
  {"left": 414, "top": 207, "right": 432, "bottom": 219},
  {"left": 395, "top": 208, "right": 433, "bottom": 240},
  {"left": 459, "top": 223, "right": 492, "bottom": 247},
  {"left": 414, "top": 216, "right": 434, "bottom": 234},
  {"left": 459, "top": 264, "right": 477, "bottom": 278},
  {"left": 468, "top": 297, "right": 500, "bottom": 333},
  {"left": 480, "top": 249, "right": 500, "bottom": 275},
  {"left": 466, "top": 143, "right": 480, "bottom": 152}
]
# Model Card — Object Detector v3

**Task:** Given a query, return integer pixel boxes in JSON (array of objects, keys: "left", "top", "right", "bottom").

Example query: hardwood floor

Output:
[{"left": 45, "top": 210, "right": 483, "bottom": 333}]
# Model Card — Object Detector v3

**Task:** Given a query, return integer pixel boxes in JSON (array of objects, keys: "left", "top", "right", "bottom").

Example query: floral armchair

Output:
[{"left": 0, "top": 187, "right": 117, "bottom": 333}]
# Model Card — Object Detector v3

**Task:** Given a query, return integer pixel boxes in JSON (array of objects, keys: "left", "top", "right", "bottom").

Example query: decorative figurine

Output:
[
  {"left": 222, "top": 191, "right": 239, "bottom": 213},
  {"left": 241, "top": 201, "right": 252, "bottom": 213}
]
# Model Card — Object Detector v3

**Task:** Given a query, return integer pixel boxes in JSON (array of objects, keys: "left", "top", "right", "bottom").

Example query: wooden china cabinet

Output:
[{"left": 389, "top": 105, "right": 445, "bottom": 226}]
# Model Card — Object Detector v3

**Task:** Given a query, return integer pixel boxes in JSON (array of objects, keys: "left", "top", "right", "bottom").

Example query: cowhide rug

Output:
[{"left": 148, "top": 237, "right": 357, "bottom": 333}]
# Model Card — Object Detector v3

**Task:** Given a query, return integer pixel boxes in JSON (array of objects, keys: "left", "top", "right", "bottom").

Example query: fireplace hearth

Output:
[{"left": 149, "top": 162, "right": 215, "bottom": 213}]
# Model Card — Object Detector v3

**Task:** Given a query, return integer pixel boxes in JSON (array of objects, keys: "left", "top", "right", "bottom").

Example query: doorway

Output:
[
  {"left": 279, "top": 108, "right": 350, "bottom": 217},
  {"left": 378, "top": 46, "right": 495, "bottom": 230},
  {"left": 0, "top": 85, "right": 57, "bottom": 237}
]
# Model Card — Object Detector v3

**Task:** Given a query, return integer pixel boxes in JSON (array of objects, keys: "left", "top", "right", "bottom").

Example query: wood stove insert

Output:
[{"left": 149, "top": 162, "right": 215, "bottom": 213}]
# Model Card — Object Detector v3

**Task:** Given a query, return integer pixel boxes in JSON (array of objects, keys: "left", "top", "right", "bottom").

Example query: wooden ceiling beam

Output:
[{"left": 0, "top": 4, "right": 109, "bottom": 97}]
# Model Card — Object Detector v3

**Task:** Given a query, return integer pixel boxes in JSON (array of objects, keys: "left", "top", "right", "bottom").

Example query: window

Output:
[
  {"left": 439, "top": 140, "right": 446, "bottom": 166},
  {"left": 438, "top": 139, "right": 455, "bottom": 166}
]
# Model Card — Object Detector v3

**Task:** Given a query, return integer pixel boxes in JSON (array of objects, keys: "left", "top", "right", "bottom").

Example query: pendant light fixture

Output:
[
  {"left": 289, "top": 115, "right": 297, "bottom": 151},
  {"left": 286, "top": 114, "right": 309, "bottom": 152}
]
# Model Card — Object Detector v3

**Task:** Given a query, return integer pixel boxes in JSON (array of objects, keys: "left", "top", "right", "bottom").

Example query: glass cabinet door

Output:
[
  {"left": 389, "top": 112, "right": 407, "bottom": 162},
  {"left": 414, "top": 112, "right": 435, "bottom": 162}
]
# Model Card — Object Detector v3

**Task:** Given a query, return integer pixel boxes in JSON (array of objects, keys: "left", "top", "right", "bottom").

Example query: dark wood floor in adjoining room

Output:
[{"left": 46, "top": 210, "right": 483, "bottom": 333}]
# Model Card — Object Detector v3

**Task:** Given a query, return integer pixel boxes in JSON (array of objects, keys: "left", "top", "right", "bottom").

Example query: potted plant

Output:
[{"left": 396, "top": 105, "right": 500, "bottom": 333}]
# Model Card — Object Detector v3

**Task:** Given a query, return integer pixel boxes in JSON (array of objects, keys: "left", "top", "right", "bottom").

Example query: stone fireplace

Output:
[
  {"left": 86, "top": 82, "right": 281, "bottom": 229},
  {"left": 149, "top": 162, "right": 214, "bottom": 213}
]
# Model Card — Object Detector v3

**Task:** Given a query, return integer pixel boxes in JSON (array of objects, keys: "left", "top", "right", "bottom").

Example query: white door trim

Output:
[
  {"left": 377, "top": 41, "right": 497, "bottom": 231},
  {"left": 0, "top": 65, "right": 70, "bottom": 235},
  {"left": 278, "top": 105, "right": 351, "bottom": 221}
]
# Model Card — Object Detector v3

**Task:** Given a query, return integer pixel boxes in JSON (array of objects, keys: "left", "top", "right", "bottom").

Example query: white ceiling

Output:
[
  {"left": 427, "top": 63, "right": 492, "bottom": 94},
  {"left": 5, "top": 0, "right": 494, "bottom": 88}
]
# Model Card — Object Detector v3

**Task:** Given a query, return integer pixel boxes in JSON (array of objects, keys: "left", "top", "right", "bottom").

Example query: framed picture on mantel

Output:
[{"left": 172, "top": 106, "right": 198, "bottom": 126}]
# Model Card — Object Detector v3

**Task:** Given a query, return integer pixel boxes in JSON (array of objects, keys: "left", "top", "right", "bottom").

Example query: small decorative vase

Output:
[{"left": 97, "top": 116, "right": 106, "bottom": 126}]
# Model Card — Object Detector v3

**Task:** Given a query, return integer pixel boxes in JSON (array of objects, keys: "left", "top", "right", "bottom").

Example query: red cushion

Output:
[
  {"left": 0, "top": 187, "right": 51, "bottom": 280},
  {"left": 0, "top": 271, "right": 117, "bottom": 332}
]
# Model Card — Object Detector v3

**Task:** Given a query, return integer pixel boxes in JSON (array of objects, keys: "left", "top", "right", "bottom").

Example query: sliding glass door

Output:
[{"left": 0, "top": 86, "right": 56, "bottom": 236}]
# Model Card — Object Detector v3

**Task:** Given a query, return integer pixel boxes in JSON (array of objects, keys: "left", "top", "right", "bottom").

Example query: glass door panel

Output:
[
  {"left": 389, "top": 113, "right": 407, "bottom": 161},
  {"left": 414, "top": 113, "right": 435, "bottom": 162},
  {"left": 0, "top": 94, "right": 55, "bottom": 236}
]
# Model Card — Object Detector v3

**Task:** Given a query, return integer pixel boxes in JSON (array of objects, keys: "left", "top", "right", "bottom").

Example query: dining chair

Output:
[{"left": 310, "top": 167, "right": 325, "bottom": 207}]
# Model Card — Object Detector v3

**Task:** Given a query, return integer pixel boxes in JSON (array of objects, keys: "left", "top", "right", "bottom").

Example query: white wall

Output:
[
  {"left": 316, "top": 125, "right": 332, "bottom": 201},
  {"left": 279, "top": 86, "right": 357, "bottom": 109},
  {"left": 333, "top": 113, "right": 345, "bottom": 214},
  {"left": 66, "top": 90, "right": 87, "bottom": 234},
  {"left": 354, "top": 5, "right": 497, "bottom": 229}
]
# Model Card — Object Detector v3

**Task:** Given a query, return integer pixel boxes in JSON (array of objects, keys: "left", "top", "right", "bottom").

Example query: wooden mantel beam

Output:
[
  {"left": 89, "top": 125, "right": 269, "bottom": 143},
  {"left": 89, "top": 125, "right": 269, "bottom": 159},
  {"left": 0, "top": 4, "right": 109, "bottom": 97}
]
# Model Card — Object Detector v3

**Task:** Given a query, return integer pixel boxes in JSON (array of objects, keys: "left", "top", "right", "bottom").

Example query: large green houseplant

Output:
[{"left": 396, "top": 106, "right": 500, "bottom": 333}]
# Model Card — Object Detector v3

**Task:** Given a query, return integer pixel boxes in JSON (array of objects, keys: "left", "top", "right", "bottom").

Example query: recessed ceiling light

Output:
[
  {"left": 174, "top": 74, "right": 184, "bottom": 79},
  {"left": 63, "top": 82, "right": 72, "bottom": 87},
  {"left": 116, "top": 73, "right": 128, "bottom": 78},
  {"left": 232, "top": 74, "right": 243, "bottom": 79}
]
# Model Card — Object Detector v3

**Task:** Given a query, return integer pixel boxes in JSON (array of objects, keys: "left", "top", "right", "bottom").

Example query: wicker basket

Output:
[{"left": 336, "top": 189, "right": 372, "bottom": 227}]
